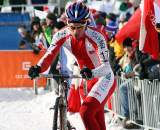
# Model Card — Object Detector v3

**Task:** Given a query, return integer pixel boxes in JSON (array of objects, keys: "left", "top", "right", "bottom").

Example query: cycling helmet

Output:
[{"left": 66, "top": 2, "right": 90, "bottom": 23}]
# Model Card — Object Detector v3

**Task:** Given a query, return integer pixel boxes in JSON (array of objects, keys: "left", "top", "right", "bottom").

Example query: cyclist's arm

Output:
[
  {"left": 86, "top": 28, "right": 112, "bottom": 77},
  {"left": 37, "top": 29, "right": 70, "bottom": 73},
  {"left": 92, "top": 41, "right": 112, "bottom": 77}
]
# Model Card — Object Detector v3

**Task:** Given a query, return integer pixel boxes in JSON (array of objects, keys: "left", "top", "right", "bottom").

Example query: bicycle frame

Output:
[{"left": 34, "top": 74, "right": 82, "bottom": 130}]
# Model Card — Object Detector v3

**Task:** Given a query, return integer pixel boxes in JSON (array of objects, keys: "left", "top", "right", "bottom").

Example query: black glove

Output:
[
  {"left": 33, "top": 46, "right": 41, "bottom": 54},
  {"left": 28, "top": 65, "right": 41, "bottom": 79},
  {"left": 80, "top": 67, "right": 92, "bottom": 80}
]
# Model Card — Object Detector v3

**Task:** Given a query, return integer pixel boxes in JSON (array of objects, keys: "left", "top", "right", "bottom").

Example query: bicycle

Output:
[{"left": 34, "top": 73, "right": 84, "bottom": 130}]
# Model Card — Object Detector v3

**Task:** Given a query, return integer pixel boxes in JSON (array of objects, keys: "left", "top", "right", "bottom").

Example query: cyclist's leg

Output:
[
  {"left": 95, "top": 108, "right": 106, "bottom": 130},
  {"left": 79, "top": 96, "right": 101, "bottom": 130},
  {"left": 79, "top": 76, "right": 116, "bottom": 130},
  {"left": 96, "top": 79, "right": 117, "bottom": 130}
]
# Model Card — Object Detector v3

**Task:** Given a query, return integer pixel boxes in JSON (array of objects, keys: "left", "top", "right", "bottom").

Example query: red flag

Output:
[
  {"left": 139, "top": 0, "right": 160, "bottom": 59},
  {"left": 115, "top": 8, "right": 141, "bottom": 44}
]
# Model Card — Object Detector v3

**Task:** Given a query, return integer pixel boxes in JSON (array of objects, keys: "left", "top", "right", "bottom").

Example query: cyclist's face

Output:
[{"left": 68, "top": 22, "right": 86, "bottom": 39}]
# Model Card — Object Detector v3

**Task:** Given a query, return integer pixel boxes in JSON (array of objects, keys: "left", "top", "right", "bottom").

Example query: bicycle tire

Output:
[
  {"left": 58, "top": 98, "right": 76, "bottom": 130},
  {"left": 59, "top": 97, "right": 68, "bottom": 130},
  {"left": 52, "top": 78, "right": 76, "bottom": 130},
  {"left": 52, "top": 97, "right": 60, "bottom": 130}
]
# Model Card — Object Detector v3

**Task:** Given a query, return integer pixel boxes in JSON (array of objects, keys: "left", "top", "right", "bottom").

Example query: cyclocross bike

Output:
[{"left": 34, "top": 73, "right": 85, "bottom": 130}]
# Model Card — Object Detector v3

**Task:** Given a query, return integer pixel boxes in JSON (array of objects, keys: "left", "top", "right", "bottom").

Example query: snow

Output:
[{"left": 0, "top": 87, "right": 140, "bottom": 130}]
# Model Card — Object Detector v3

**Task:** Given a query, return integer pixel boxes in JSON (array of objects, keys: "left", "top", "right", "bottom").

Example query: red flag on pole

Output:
[
  {"left": 139, "top": 0, "right": 160, "bottom": 60},
  {"left": 115, "top": 8, "right": 141, "bottom": 44}
]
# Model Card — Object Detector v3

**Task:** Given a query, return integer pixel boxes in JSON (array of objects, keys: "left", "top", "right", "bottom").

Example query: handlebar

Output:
[
  {"left": 34, "top": 74, "right": 87, "bottom": 96},
  {"left": 39, "top": 74, "right": 82, "bottom": 79}
]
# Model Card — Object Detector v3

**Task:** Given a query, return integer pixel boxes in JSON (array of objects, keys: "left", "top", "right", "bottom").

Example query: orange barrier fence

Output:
[{"left": 0, "top": 50, "right": 46, "bottom": 87}]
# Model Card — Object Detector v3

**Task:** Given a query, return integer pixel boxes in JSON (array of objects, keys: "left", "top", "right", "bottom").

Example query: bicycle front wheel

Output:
[
  {"left": 52, "top": 97, "right": 60, "bottom": 130},
  {"left": 59, "top": 98, "right": 68, "bottom": 130}
]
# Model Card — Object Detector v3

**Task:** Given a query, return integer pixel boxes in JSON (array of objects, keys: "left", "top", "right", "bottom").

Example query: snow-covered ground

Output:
[{"left": 0, "top": 87, "right": 141, "bottom": 130}]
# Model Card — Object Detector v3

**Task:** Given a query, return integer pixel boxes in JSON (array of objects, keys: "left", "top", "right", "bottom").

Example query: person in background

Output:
[
  {"left": 28, "top": 2, "right": 116, "bottom": 130},
  {"left": 118, "top": 38, "right": 136, "bottom": 78},
  {"left": 105, "top": 18, "right": 124, "bottom": 74},
  {"left": 133, "top": 22, "right": 160, "bottom": 80},
  {"left": 35, "top": 19, "right": 48, "bottom": 50},
  {"left": 118, "top": 37, "right": 140, "bottom": 129},
  {"left": 134, "top": 52, "right": 160, "bottom": 80},
  {"left": 31, "top": 16, "right": 42, "bottom": 45},
  {"left": 139, "top": 23, "right": 160, "bottom": 80},
  {"left": 17, "top": 25, "right": 40, "bottom": 54},
  {"left": 44, "top": 12, "right": 57, "bottom": 47},
  {"left": 52, "top": 21, "right": 66, "bottom": 34},
  {"left": 18, "top": 40, "right": 28, "bottom": 50},
  {"left": 106, "top": 13, "right": 118, "bottom": 26},
  {"left": 119, "top": 0, "right": 133, "bottom": 14},
  {"left": 93, "top": 11, "right": 107, "bottom": 27}
]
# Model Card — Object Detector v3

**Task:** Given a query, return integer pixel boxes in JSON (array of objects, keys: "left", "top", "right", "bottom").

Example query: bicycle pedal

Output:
[
  {"left": 70, "top": 127, "right": 76, "bottom": 130},
  {"left": 67, "top": 121, "right": 76, "bottom": 130},
  {"left": 50, "top": 104, "right": 58, "bottom": 110},
  {"left": 49, "top": 107, "right": 54, "bottom": 110},
  {"left": 67, "top": 126, "right": 76, "bottom": 130}
]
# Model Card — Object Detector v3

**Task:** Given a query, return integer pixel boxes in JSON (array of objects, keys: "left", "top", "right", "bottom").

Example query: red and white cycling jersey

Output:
[{"left": 37, "top": 26, "right": 114, "bottom": 103}]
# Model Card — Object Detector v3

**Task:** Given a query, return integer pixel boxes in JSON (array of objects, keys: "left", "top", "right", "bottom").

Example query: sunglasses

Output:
[
  {"left": 69, "top": 25, "right": 85, "bottom": 30},
  {"left": 67, "top": 20, "right": 87, "bottom": 24}
]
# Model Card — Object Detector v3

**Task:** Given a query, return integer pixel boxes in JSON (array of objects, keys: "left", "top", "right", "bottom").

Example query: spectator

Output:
[
  {"left": 35, "top": 18, "right": 48, "bottom": 50},
  {"left": 30, "top": 16, "right": 42, "bottom": 45},
  {"left": 17, "top": 25, "right": 40, "bottom": 54},
  {"left": 119, "top": 37, "right": 137, "bottom": 78},
  {"left": 106, "top": 13, "right": 117, "bottom": 26},
  {"left": 118, "top": 12, "right": 131, "bottom": 29},
  {"left": 105, "top": 20, "right": 124, "bottom": 74},
  {"left": 18, "top": 25, "right": 34, "bottom": 49},
  {"left": 134, "top": 53, "right": 160, "bottom": 80},
  {"left": 93, "top": 11, "right": 107, "bottom": 26},
  {"left": 133, "top": 28, "right": 160, "bottom": 80},
  {"left": 119, "top": 0, "right": 133, "bottom": 14},
  {"left": 18, "top": 40, "right": 28, "bottom": 50},
  {"left": 106, "top": 21, "right": 118, "bottom": 39},
  {"left": 44, "top": 12, "right": 57, "bottom": 47},
  {"left": 118, "top": 0, "right": 133, "bottom": 29},
  {"left": 52, "top": 21, "right": 66, "bottom": 34},
  {"left": 118, "top": 37, "right": 140, "bottom": 129},
  {"left": 105, "top": 12, "right": 118, "bottom": 38}
]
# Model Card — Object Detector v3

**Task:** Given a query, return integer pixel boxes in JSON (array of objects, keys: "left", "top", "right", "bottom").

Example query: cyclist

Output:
[{"left": 28, "top": 2, "right": 116, "bottom": 130}]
